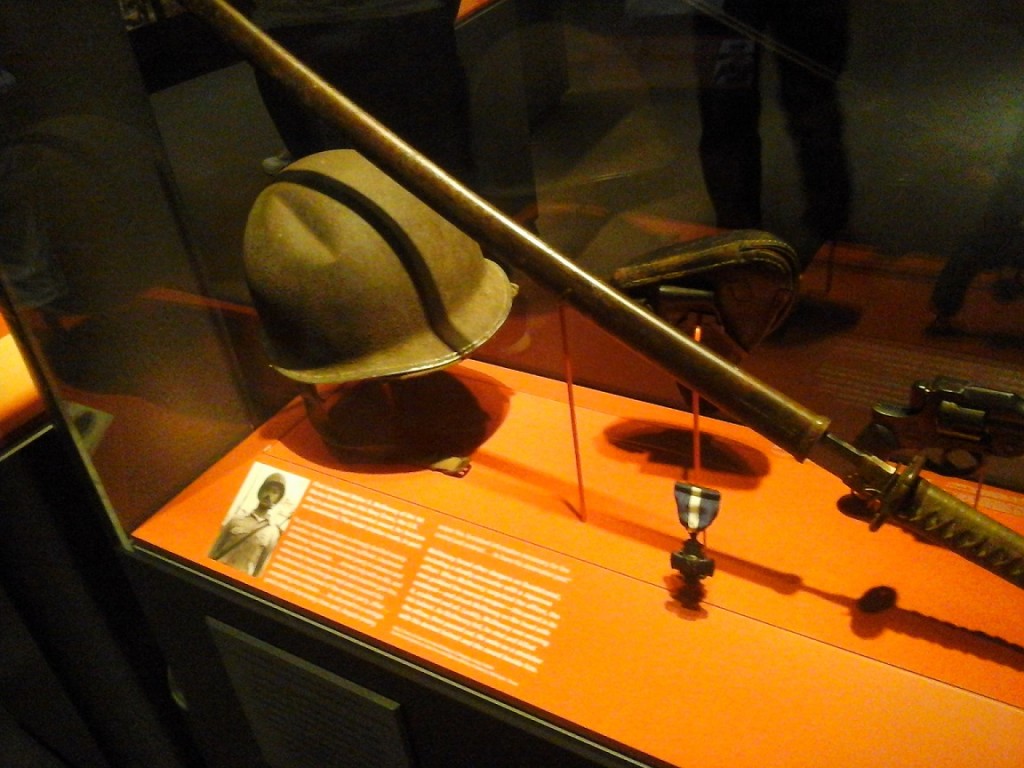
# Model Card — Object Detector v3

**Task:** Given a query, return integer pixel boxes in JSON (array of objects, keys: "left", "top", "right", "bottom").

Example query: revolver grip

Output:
[{"left": 892, "top": 479, "right": 1024, "bottom": 588}]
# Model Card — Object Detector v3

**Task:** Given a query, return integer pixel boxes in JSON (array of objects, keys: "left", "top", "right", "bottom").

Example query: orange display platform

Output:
[
  {"left": 0, "top": 316, "right": 45, "bottom": 444},
  {"left": 458, "top": 0, "right": 497, "bottom": 20},
  {"left": 134, "top": 360, "right": 1024, "bottom": 768}
]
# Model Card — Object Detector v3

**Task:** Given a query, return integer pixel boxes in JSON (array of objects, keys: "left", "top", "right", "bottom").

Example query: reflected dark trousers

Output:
[
  {"left": 254, "top": 4, "right": 472, "bottom": 177},
  {"left": 694, "top": 0, "right": 851, "bottom": 240}
]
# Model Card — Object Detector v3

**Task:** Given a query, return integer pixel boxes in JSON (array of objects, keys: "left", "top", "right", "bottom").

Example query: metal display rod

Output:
[{"left": 182, "top": 0, "right": 1023, "bottom": 590}]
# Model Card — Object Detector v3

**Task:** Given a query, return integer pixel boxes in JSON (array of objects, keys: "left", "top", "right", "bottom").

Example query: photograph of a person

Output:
[{"left": 208, "top": 462, "right": 308, "bottom": 577}]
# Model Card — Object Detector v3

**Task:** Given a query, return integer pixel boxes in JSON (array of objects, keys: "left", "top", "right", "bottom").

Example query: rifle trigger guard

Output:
[{"left": 868, "top": 455, "right": 927, "bottom": 531}]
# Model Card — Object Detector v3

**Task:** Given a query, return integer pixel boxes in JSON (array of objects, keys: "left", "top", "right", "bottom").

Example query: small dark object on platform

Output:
[
  {"left": 857, "top": 586, "right": 898, "bottom": 614},
  {"left": 671, "top": 537, "right": 716, "bottom": 587}
]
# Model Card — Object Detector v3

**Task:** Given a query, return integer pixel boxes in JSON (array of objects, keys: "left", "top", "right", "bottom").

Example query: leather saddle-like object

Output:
[{"left": 609, "top": 229, "right": 799, "bottom": 364}]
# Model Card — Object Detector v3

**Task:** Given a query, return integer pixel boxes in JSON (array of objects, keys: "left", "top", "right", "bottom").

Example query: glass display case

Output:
[{"left": 2, "top": 1, "right": 1022, "bottom": 767}]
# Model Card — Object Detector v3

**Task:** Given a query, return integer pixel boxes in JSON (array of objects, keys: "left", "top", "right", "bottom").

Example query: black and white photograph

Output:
[{"left": 208, "top": 462, "right": 308, "bottom": 577}]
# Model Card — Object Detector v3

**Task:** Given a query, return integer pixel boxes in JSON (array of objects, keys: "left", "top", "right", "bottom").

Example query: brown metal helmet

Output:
[{"left": 243, "top": 150, "right": 513, "bottom": 384}]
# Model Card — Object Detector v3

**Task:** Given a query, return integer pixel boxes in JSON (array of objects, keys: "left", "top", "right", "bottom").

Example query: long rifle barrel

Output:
[{"left": 182, "top": 0, "right": 1024, "bottom": 590}]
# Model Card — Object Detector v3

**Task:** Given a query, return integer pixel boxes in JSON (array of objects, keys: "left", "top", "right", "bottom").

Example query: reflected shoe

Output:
[{"left": 261, "top": 150, "right": 293, "bottom": 176}]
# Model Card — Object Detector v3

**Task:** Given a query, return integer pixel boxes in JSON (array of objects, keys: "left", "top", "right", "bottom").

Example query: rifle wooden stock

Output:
[{"left": 182, "top": 0, "right": 1024, "bottom": 590}]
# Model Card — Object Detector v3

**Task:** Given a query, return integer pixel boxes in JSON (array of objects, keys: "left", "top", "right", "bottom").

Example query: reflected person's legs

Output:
[
  {"left": 252, "top": 3, "right": 471, "bottom": 178},
  {"left": 693, "top": 0, "right": 851, "bottom": 268},
  {"left": 0, "top": 146, "right": 67, "bottom": 309},
  {"left": 772, "top": 0, "right": 851, "bottom": 255},
  {"left": 930, "top": 122, "right": 1024, "bottom": 324},
  {"left": 252, "top": 21, "right": 348, "bottom": 160},
  {"left": 693, "top": 0, "right": 766, "bottom": 231}
]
